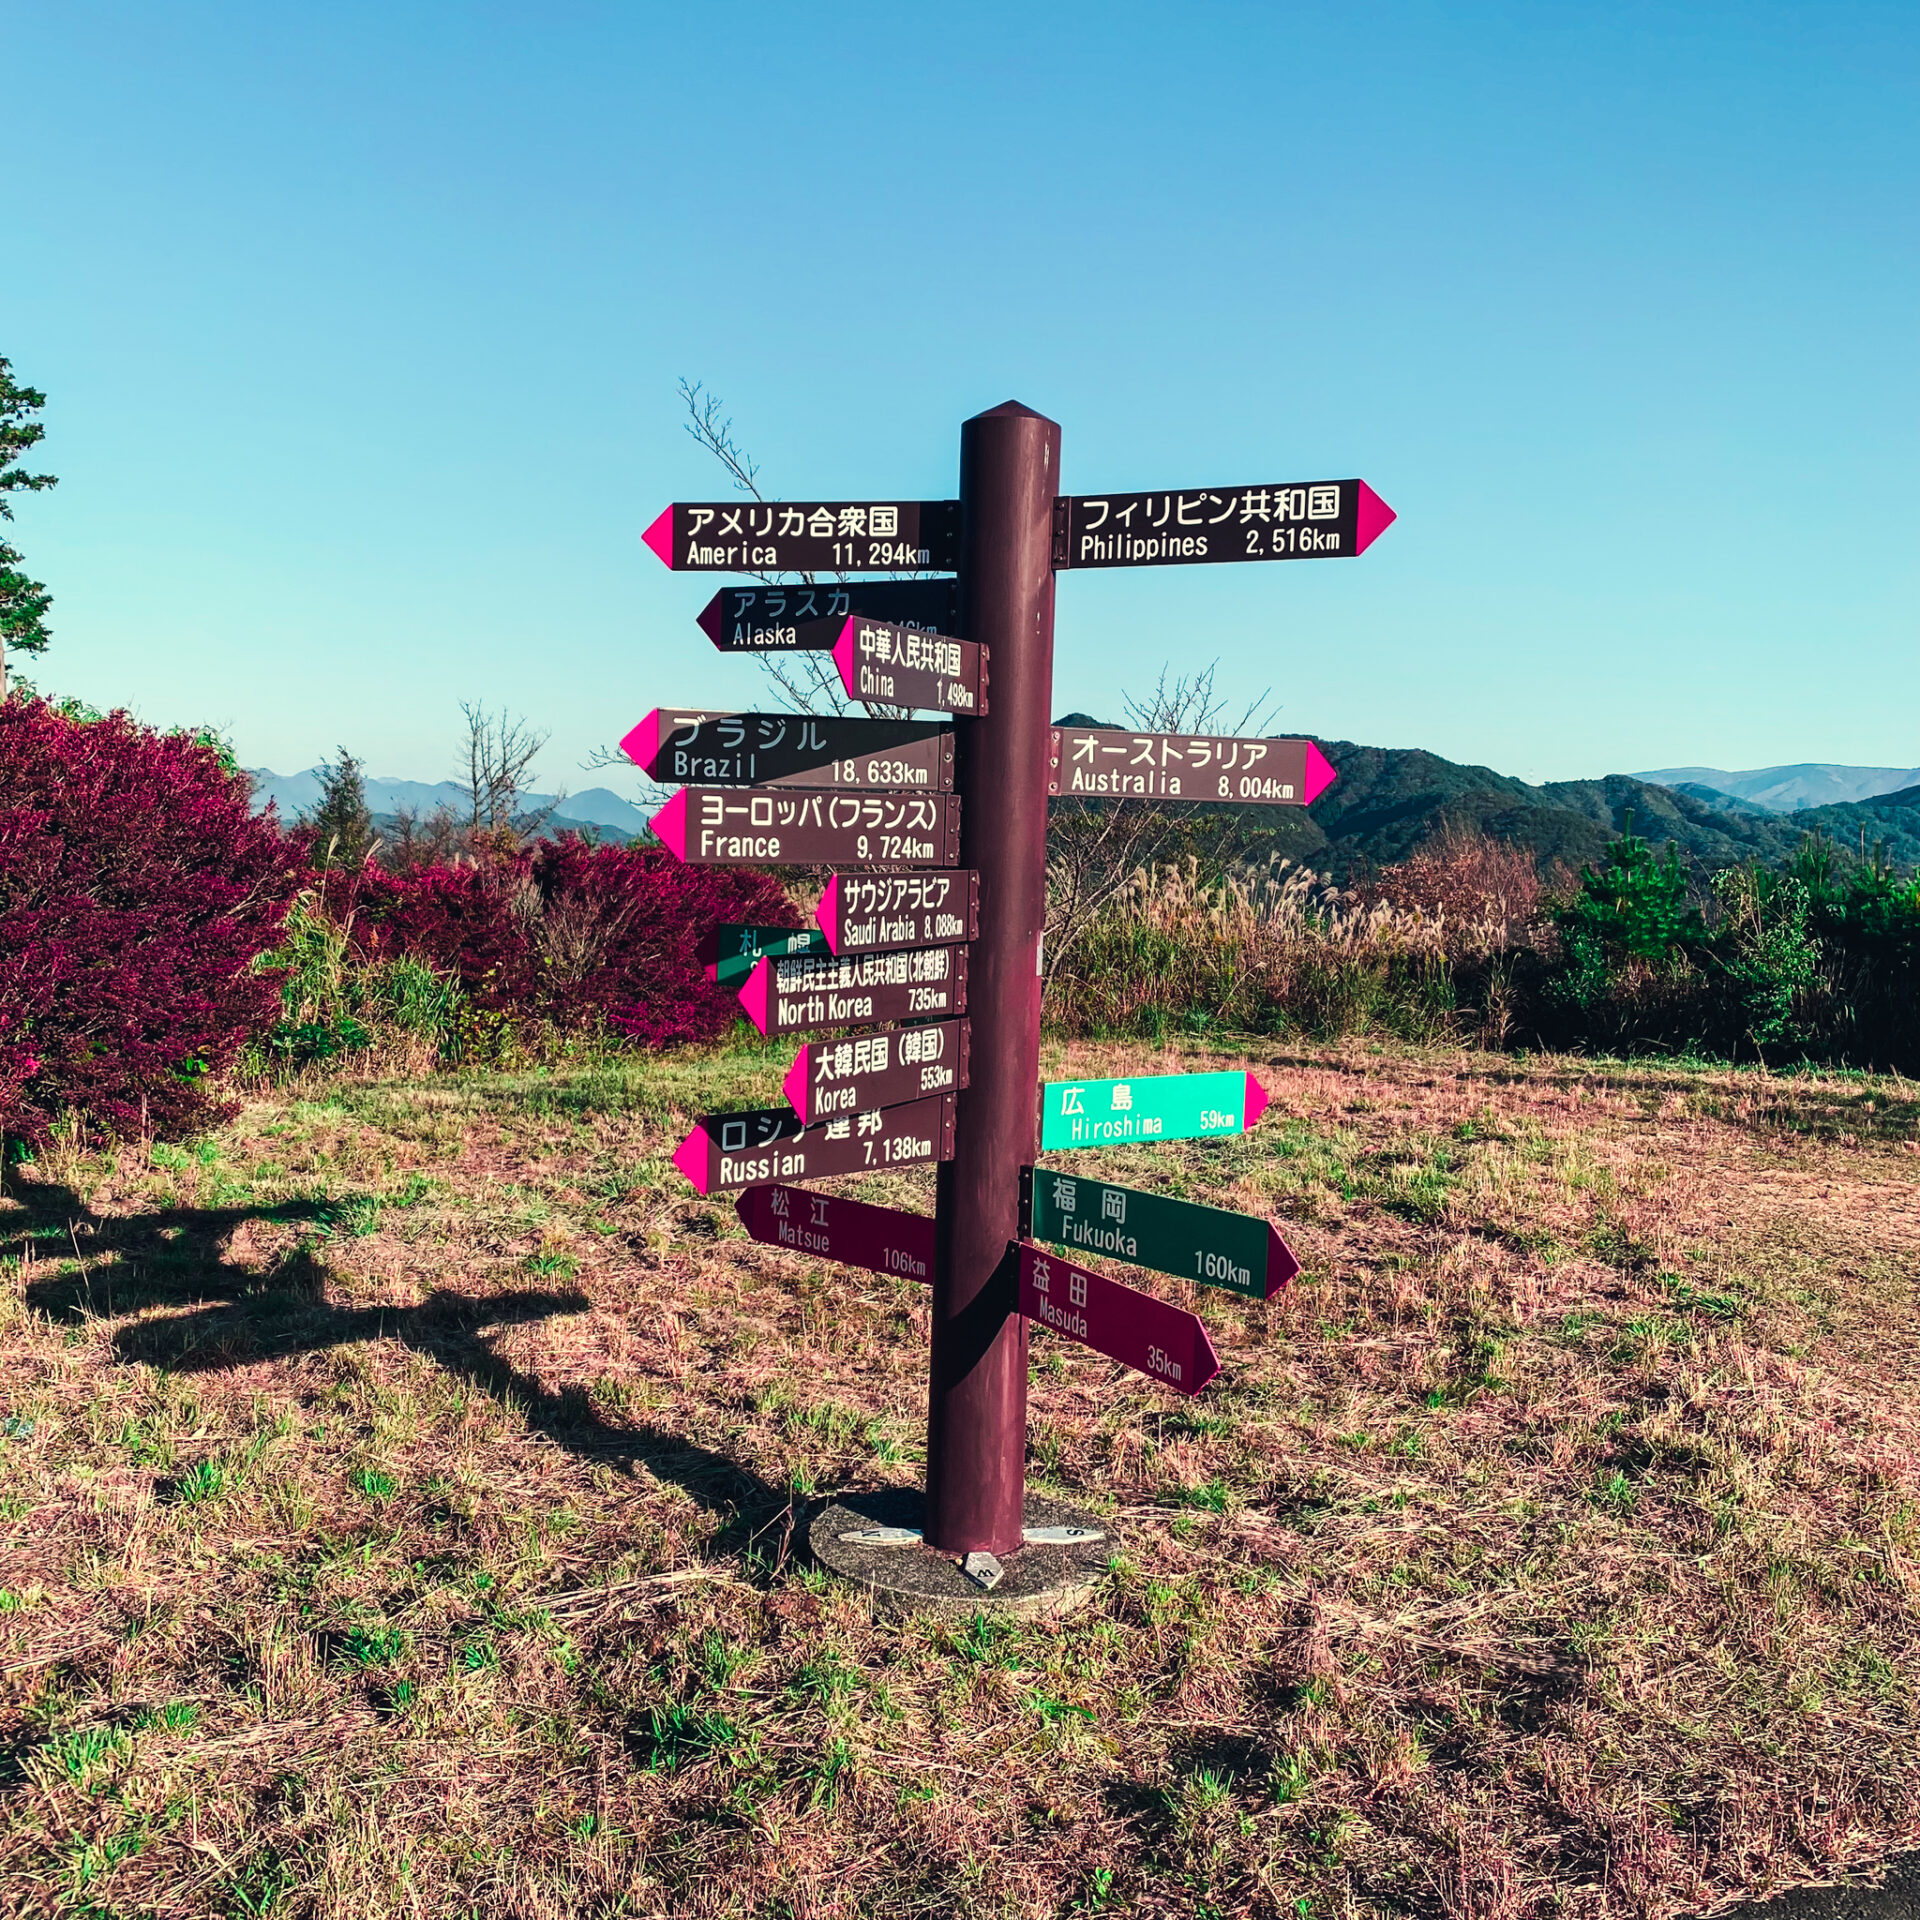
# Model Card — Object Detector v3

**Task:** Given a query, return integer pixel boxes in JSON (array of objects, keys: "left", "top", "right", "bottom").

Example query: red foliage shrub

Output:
[
  {"left": 0, "top": 700, "right": 306, "bottom": 1149},
  {"left": 1359, "top": 823, "right": 1546, "bottom": 953},
  {"left": 326, "top": 837, "right": 794, "bottom": 1049}
]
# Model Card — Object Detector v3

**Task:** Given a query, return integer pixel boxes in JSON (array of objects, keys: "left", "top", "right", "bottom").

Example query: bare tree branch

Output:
[{"left": 460, "top": 701, "right": 562, "bottom": 840}]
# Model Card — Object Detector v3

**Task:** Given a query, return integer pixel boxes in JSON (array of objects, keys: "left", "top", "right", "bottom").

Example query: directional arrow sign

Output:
[
  {"left": 784, "top": 1020, "right": 968, "bottom": 1124},
  {"left": 672, "top": 1095, "right": 956, "bottom": 1195},
  {"left": 650, "top": 789, "right": 962, "bottom": 868},
  {"left": 698, "top": 580, "right": 960, "bottom": 651},
  {"left": 739, "top": 945, "right": 967, "bottom": 1037},
  {"left": 833, "top": 618, "right": 987, "bottom": 716},
  {"left": 1053, "top": 480, "right": 1394, "bottom": 570},
  {"left": 1049, "top": 728, "right": 1336, "bottom": 807},
  {"left": 703, "top": 924, "right": 830, "bottom": 989},
  {"left": 1017, "top": 1244, "right": 1221, "bottom": 1396},
  {"left": 735, "top": 1182, "right": 936, "bottom": 1284},
  {"left": 1040, "top": 1070, "right": 1269, "bottom": 1151},
  {"left": 816, "top": 871, "right": 979, "bottom": 955},
  {"left": 1024, "top": 1168, "right": 1299, "bottom": 1301},
  {"left": 644, "top": 500, "right": 961, "bottom": 574},
  {"left": 625, "top": 711, "right": 953, "bottom": 792}
]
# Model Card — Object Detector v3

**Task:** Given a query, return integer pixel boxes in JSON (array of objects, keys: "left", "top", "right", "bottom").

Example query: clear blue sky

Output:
[{"left": 7, "top": 1, "right": 1916, "bottom": 791}]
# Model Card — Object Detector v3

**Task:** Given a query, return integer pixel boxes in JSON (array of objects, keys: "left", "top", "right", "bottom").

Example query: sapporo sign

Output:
[
  {"left": 650, "top": 787, "right": 962, "bottom": 868},
  {"left": 627, "top": 710, "right": 953, "bottom": 792},
  {"left": 645, "top": 500, "right": 961, "bottom": 574},
  {"left": 1053, "top": 479, "right": 1395, "bottom": 569},
  {"left": 1049, "top": 728, "right": 1337, "bottom": 807},
  {"left": 698, "top": 579, "right": 959, "bottom": 651},
  {"left": 1024, "top": 1168, "right": 1299, "bottom": 1301},
  {"left": 1040, "top": 1070, "right": 1270, "bottom": 1151},
  {"left": 672, "top": 1096, "right": 956, "bottom": 1196}
]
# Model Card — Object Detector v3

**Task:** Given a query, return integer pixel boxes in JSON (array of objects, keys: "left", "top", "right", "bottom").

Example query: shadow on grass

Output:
[{"left": 4, "top": 1174, "right": 780, "bottom": 1538}]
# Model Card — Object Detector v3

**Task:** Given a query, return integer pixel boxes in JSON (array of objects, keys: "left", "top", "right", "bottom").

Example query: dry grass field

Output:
[{"left": 3, "top": 1035, "right": 1919, "bottom": 1919}]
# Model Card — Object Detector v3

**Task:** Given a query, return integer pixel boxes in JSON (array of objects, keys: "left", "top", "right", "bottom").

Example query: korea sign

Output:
[
  {"left": 1049, "top": 728, "right": 1337, "bottom": 807},
  {"left": 650, "top": 788, "right": 962, "bottom": 868},
  {"left": 671, "top": 1095, "right": 956, "bottom": 1196},
  {"left": 735, "top": 1183, "right": 935, "bottom": 1285},
  {"left": 834, "top": 618, "right": 987, "bottom": 716},
  {"left": 644, "top": 500, "right": 961, "bottom": 574},
  {"left": 1017, "top": 1245, "right": 1221, "bottom": 1396},
  {"left": 1052, "top": 480, "right": 1395, "bottom": 570},
  {"left": 816, "top": 871, "right": 979, "bottom": 955},
  {"left": 698, "top": 580, "right": 960, "bottom": 652},
  {"left": 1024, "top": 1169, "right": 1299, "bottom": 1301},
  {"left": 703, "top": 925, "right": 829, "bottom": 990},
  {"left": 738, "top": 945, "right": 967, "bottom": 1037},
  {"left": 1041, "top": 1070, "right": 1270, "bottom": 1150},
  {"left": 626, "top": 710, "right": 953, "bottom": 792},
  {"left": 783, "top": 1020, "right": 968, "bottom": 1124}
]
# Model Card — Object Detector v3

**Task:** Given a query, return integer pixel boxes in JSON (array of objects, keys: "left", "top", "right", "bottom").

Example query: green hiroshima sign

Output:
[{"left": 1039, "top": 1069, "right": 1269, "bottom": 1151}]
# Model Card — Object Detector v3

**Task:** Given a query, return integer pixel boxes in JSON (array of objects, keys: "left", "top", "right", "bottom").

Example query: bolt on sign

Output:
[
  {"left": 783, "top": 1020, "right": 968, "bottom": 1124},
  {"left": 1048, "top": 728, "right": 1338, "bottom": 807},
  {"left": 626, "top": 711, "right": 954, "bottom": 792},
  {"left": 1040, "top": 1070, "right": 1270, "bottom": 1151},
  {"left": 833, "top": 618, "right": 987, "bottom": 715},
  {"left": 1016, "top": 1244, "right": 1221, "bottom": 1396},
  {"left": 703, "top": 924, "right": 830, "bottom": 989},
  {"left": 1023, "top": 1168, "right": 1299, "bottom": 1301},
  {"left": 644, "top": 500, "right": 962, "bottom": 574},
  {"left": 738, "top": 945, "right": 967, "bottom": 1037},
  {"left": 672, "top": 1095, "right": 956, "bottom": 1196},
  {"left": 1052, "top": 479, "right": 1395, "bottom": 570},
  {"left": 649, "top": 788, "right": 962, "bottom": 868},
  {"left": 735, "top": 1183, "right": 936, "bottom": 1284},
  {"left": 697, "top": 579, "right": 960, "bottom": 652},
  {"left": 816, "top": 871, "right": 979, "bottom": 955}
]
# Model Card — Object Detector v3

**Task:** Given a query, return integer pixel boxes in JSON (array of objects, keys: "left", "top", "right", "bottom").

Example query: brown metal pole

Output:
[{"left": 925, "top": 400, "right": 1060, "bottom": 1555}]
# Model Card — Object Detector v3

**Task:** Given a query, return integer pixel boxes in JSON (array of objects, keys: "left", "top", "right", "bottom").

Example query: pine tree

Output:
[
  {"left": 0, "top": 357, "right": 57, "bottom": 696},
  {"left": 305, "top": 748, "right": 379, "bottom": 869}
]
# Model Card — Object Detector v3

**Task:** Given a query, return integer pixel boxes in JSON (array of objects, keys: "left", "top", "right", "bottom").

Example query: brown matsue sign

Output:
[
  {"left": 671, "top": 1095, "right": 956, "bottom": 1196},
  {"left": 738, "top": 944, "right": 967, "bottom": 1036},
  {"left": 625, "top": 710, "right": 953, "bottom": 792},
  {"left": 644, "top": 500, "right": 961, "bottom": 574},
  {"left": 649, "top": 788, "right": 962, "bottom": 868},
  {"left": 697, "top": 580, "right": 960, "bottom": 651},
  {"left": 1048, "top": 728, "right": 1338, "bottom": 806}
]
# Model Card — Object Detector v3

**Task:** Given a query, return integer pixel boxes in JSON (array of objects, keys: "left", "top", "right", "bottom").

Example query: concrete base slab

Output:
[{"left": 807, "top": 1486, "right": 1110, "bottom": 1619}]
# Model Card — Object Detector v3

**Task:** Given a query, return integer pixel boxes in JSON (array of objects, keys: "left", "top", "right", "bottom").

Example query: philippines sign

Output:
[
  {"left": 697, "top": 579, "right": 960, "bottom": 652},
  {"left": 1052, "top": 480, "right": 1395, "bottom": 570},
  {"left": 1049, "top": 728, "right": 1336, "bottom": 806},
  {"left": 738, "top": 945, "right": 967, "bottom": 1037},
  {"left": 735, "top": 1183, "right": 935, "bottom": 1285},
  {"left": 650, "top": 789, "right": 962, "bottom": 868},
  {"left": 626, "top": 710, "right": 953, "bottom": 792},
  {"left": 783, "top": 1020, "right": 968, "bottom": 1124},
  {"left": 816, "top": 871, "right": 979, "bottom": 955},
  {"left": 671, "top": 1095, "right": 956, "bottom": 1196},
  {"left": 644, "top": 500, "right": 961, "bottom": 574},
  {"left": 1024, "top": 1168, "right": 1299, "bottom": 1301},
  {"left": 1040, "top": 1070, "right": 1270, "bottom": 1150},
  {"left": 1017, "top": 1245, "right": 1220, "bottom": 1396},
  {"left": 703, "top": 924, "right": 830, "bottom": 989},
  {"left": 834, "top": 617, "right": 986, "bottom": 715}
]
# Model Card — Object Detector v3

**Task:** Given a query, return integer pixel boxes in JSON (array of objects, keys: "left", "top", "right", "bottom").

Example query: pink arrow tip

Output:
[
  {"left": 620, "top": 710, "right": 662, "bottom": 774},
  {"left": 1302, "top": 740, "right": 1337, "bottom": 805},
  {"left": 830, "top": 617, "right": 859, "bottom": 700},
  {"left": 1354, "top": 481, "right": 1396, "bottom": 556},
  {"left": 649, "top": 787, "right": 688, "bottom": 861},
  {"left": 642, "top": 506, "right": 676, "bottom": 568},
  {"left": 782, "top": 1046, "right": 809, "bottom": 1122},
  {"left": 737, "top": 956, "right": 773, "bottom": 1035},
  {"left": 671, "top": 1124, "right": 711, "bottom": 1195},
  {"left": 814, "top": 875, "right": 841, "bottom": 953},
  {"left": 1243, "top": 1072, "right": 1270, "bottom": 1130}
]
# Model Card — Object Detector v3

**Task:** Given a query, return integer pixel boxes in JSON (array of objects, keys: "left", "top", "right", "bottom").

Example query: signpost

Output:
[
  {"left": 738, "top": 945, "right": 967, "bottom": 1037},
  {"left": 1024, "top": 1169, "right": 1299, "bottom": 1301},
  {"left": 672, "top": 1095, "right": 956, "bottom": 1196},
  {"left": 627, "top": 710, "right": 953, "bottom": 791},
  {"left": 783, "top": 1020, "right": 968, "bottom": 1125},
  {"left": 703, "top": 925, "right": 829, "bottom": 989},
  {"left": 1053, "top": 479, "right": 1395, "bottom": 570},
  {"left": 1040, "top": 1070, "right": 1270, "bottom": 1151},
  {"left": 698, "top": 580, "right": 959, "bottom": 651},
  {"left": 1016, "top": 1245, "right": 1221, "bottom": 1396},
  {"left": 649, "top": 788, "right": 962, "bottom": 868},
  {"left": 816, "top": 871, "right": 979, "bottom": 955},
  {"left": 736, "top": 1183, "right": 936, "bottom": 1284},
  {"left": 1049, "top": 727, "right": 1337, "bottom": 807},
  {"left": 833, "top": 617, "right": 987, "bottom": 715},
  {"left": 644, "top": 500, "right": 961, "bottom": 574}
]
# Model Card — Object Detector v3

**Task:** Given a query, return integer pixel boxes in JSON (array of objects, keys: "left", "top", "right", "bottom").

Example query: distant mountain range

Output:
[
  {"left": 245, "top": 769, "right": 650, "bottom": 841},
  {"left": 1634, "top": 763, "right": 1920, "bottom": 812}
]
